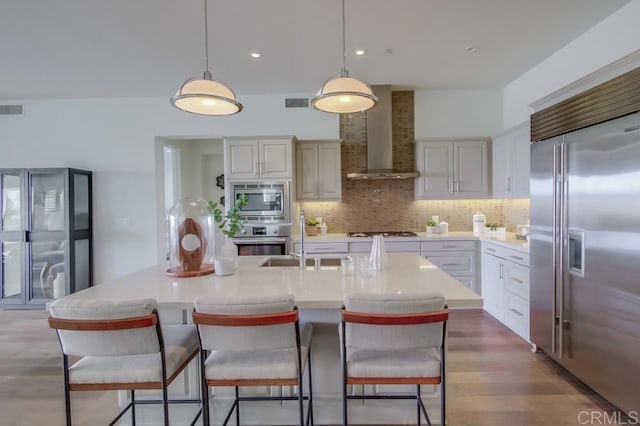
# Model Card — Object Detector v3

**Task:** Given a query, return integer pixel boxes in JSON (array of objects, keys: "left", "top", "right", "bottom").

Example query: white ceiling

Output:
[{"left": 0, "top": 0, "right": 631, "bottom": 100}]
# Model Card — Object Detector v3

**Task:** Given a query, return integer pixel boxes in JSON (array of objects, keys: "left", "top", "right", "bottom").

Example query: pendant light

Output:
[
  {"left": 171, "top": 0, "right": 242, "bottom": 115},
  {"left": 311, "top": 0, "right": 378, "bottom": 114}
]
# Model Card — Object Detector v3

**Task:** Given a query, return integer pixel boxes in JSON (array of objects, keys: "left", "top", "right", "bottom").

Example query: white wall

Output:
[
  {"left": 0, "top": 94, "right": 337, "bottom": 283},
  {"left": 414, "top": 89, "right": 503, "bottom": 138},
  {"left": 503, "top": 0, "right": 640, "bottom": 128}
]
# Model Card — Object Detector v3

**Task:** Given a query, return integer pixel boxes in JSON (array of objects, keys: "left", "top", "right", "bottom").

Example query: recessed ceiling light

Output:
[
  {"left": 465, "top": 46, "right": 478, "bottom": 53},
  {"left": 354, "top": 49, "right": 366, "bottom": 56},
  {"left": 250, "top": 52, "right": 261, "bottom": 58}
]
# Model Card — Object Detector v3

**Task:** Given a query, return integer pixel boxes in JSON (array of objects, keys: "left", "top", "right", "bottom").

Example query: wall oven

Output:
[
  {"left": 231, "top": 182, "right": 289, "bottom": 222},
  {"left": 232, "top": 223, "right": 291, "bottom": 256}
]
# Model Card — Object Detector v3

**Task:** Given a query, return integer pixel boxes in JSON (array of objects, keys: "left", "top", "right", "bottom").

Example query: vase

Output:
[{"left": 219, "top": 236, "right": 238, "bottom": 268}]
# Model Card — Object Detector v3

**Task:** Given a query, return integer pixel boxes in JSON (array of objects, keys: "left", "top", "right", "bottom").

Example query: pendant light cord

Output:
[
  {"left": 341, "top": 0, "right": 347, "bottom": 77},
  {"left": 204, "top": 0, "right": 210, "bottom": 76}
]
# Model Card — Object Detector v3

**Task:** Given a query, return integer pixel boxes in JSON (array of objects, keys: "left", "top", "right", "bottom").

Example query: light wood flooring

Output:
[{"left": 0, "top": 309, "right": 620, "bottom": 425}]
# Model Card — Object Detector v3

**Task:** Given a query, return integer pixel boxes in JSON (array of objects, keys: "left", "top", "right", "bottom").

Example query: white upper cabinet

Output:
[
  {"left": 296, "top": 140, "right": 342, "bottom": 200},
  {"left": 415, "top": 139, "right": 490, "bottom": 200},
  {"left": 225, "top": 137, "right": 294, "bottom": 180},
  {"left": 492, "top": 122, "right": 530, "bottom": 199}
]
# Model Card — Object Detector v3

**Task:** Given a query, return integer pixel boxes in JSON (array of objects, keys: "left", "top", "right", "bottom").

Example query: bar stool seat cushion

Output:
[
  {"left": 69, "top": 324, "right": 199, "bottom": 385},
  {"left": 347, "top": 347, "right": 440, "bottom": 378},
  {"left": 204, "top": 323, "right": 313, "bottom": 381}
]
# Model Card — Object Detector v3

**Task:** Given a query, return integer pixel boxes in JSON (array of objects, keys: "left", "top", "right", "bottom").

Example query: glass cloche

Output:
[{"left": 166, "top": 197, "right": 215, "bottom": 277}]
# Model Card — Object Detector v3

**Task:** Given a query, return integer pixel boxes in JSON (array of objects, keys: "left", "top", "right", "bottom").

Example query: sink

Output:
[{"left": 260, "top": 257, "right": 342, "bottom": 267}]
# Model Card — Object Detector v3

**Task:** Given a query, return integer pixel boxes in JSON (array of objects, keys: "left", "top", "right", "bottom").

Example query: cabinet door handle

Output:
[
  {"left": 507, "top": 176, "right": 511, "bottom": 191},
  {"left": 449, "top": 179, "right": 454, "bottom": 194},
  {"left": 510, "top": 308, "right": 524, "bottom": 317},
  {"left": 255, "top": 161, "right": 259, "bottom": 175},
  {"left": 485, "top": 247, "right": 497, "bottom": 252},
  {"left": 456, "top": 180, "right": 460, "bottom": 193},
  {"left": 509, "top": 255, "right": 524, "bottom": 261},
  {"left": 499, "top": 263, "right": 504, "bottom": 279}
]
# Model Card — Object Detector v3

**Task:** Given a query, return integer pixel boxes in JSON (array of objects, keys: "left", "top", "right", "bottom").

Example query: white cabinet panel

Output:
[
  {"left": 422, "top": 252, "right": 475, "bottom": 275},
  {"left": 480, "top": 250, "right": 504, "bottom": 321},
  {"left": 225, "top": 137, "right": 293, "bottom": 180},
  {"left": 491, "top": 121, "right": 530, "bottom": 199},
  {"left": 295, "top": 141, "right": 341, "bottom": 200},
  {"left": 421, "top": 240, "right": 476, "bottom": 252},
  {"left": 294, "top": 242, "right": 348, "bottom": 256},
  {"left": 415, "top": 139, "right": 490, "bottom": 200},
  {"left": 349, "top": 241, "right": 420, "bottom": 253},
  {"left": 261, "top": 139, "right": 292, "bottom": 178}
]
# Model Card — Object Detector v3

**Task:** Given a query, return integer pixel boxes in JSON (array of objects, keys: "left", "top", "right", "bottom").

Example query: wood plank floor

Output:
[{"left": 0, "top": 309, "right": 620, "bottom": 425}]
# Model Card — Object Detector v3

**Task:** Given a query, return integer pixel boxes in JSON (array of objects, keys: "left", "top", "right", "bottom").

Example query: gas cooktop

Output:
[{"left": 347, "top": 231, "right": 418, "bottom": 238}]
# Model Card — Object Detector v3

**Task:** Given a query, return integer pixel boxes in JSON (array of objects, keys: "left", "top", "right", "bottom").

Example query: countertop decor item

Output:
[
  {"left": 426, "top": 220, "right": 440, "bottom": 234},
  {"left": 305, "top": 217, "right": 320, "bottom": 236},
  {"left": 310, "top": 0, "right": 378, "bottom": 113},
  {"left": 170, "top": 0, "right": 243, "bottom": 116},
  {"left": 167, "top": 197, "right": 215, "bottom": 277},
  {"left": 209, "top": 194, "right": 248, "bottom": 268},
  {"left": 208, "top": 194, "right": 248, "bottom": 239},
  {"left": 369, "top": 234, "right": 389, "bottom": 270},
  {"left": 472, "top": 212, "right": 486, "bottom": 235}
]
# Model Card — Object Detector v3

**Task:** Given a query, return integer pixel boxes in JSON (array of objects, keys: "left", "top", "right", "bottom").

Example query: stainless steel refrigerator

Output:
[{"left": 530, "top": 111, "right": 640, "bottom": 414}]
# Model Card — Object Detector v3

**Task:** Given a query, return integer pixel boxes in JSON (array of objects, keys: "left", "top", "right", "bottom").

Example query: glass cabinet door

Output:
[
  {"left": 1, "top": 172, "right": 25, "bottom": 305},
  {"left": 31, "top": 172, "right": 65, "bottom": 232}
]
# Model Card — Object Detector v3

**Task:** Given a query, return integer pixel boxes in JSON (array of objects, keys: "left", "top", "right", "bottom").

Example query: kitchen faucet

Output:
[{"left": 290, "top": 210, "right": 306, "bottom": 268}]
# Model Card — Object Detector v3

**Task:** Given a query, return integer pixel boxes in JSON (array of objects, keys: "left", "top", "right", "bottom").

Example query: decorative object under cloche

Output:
[{"left": 166, "top": 197, "right": 215, "bottom": 277}]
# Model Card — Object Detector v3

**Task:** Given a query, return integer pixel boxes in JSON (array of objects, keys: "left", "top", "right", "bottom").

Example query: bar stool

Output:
[
  {"left": 48, "top": 298, "right": 202, "bottom": 426},
  {"left": 340, "top": 292, "right": 448, "bottom": 426},
  {"left": 193, "top": 294, "right": 314, "bottom": 426}
]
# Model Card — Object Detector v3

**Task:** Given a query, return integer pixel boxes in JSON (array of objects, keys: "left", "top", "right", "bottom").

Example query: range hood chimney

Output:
[{"left": 347, "top": 85, "right": 419, "bottom": 180}]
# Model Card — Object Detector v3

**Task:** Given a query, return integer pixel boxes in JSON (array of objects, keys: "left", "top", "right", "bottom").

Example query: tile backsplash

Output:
[
  {"left": 299, "top": 90, "right": 530, "bottom": 233},
  {"left": 300, "top": 198, "right": 530, "bottom": 233}
]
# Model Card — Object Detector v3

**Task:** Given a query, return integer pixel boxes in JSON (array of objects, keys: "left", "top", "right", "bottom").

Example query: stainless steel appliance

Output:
[
  {"left": 530, "top": 111, "right": 640, "bottom": 414},
  {"left": 230, "top": 181, "right": 290, "bottom": 222},
  {"left": 232, "top": 223, "right": 291, "bottom": 256}
]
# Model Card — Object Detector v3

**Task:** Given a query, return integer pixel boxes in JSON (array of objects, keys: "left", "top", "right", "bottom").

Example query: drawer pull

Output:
[
  {"left": 510, "top": 277, "right": 524, "bottom": 284},
  {"left": 442, "top": 263, "right": 460, "bottom": 267},
  {"left": 441, "top": 245, "right": 458, "bottom": 248},
  {"left": 486, "top": 248, "right": 497, "bottom": 252},
  {"left": 509, "top": 255, "right": 524, "bottom": 260},
  {"left": 510, "top": 308, "right": 524, "bottom": 317}
]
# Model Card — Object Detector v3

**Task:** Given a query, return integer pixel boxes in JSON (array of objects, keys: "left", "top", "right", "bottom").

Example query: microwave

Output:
[{"left": 230, "top": 181, "right": 290, "bottom": 222}]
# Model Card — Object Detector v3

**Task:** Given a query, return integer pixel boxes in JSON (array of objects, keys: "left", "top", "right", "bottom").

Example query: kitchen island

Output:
[{"left": 57, "top": 253, "right": 481, "bottom": 425}]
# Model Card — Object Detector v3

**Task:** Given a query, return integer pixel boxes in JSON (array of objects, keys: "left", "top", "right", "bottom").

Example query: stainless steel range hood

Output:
[{"left": 347, "top": 85, "right": 419, "bottom": 180}]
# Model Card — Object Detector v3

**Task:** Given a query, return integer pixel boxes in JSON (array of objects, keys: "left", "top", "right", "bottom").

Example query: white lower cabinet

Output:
[
  {"left": 349, "top": 241, "right": 421, "bottom": 254},
  {"left": 420, "top": 240, "right": 479, "bottom": 293},
  {"left": 293, "top": 242, "right": 348, "bottom": 257},
  {"left": 481, "top": 242, "right": 530, "bottom": 341}
]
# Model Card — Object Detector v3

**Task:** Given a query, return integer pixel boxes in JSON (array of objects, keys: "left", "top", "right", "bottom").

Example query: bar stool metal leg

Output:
[
  {"left": 235, "top": 386, "right": 240, "bottom": 426},
  {"left": 131, "top": 390, "right": 136, "bottom": 426},
  {"left": 417, "top": 384, "right": 421, "bottom": 426}
]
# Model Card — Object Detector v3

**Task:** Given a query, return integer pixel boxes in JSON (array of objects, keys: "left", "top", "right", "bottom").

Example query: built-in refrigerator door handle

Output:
[
  {"left": 558, "top": 142, "right": 568, "bottom": 360},
  {"left": 551, "top": 144, "right": 559, "bottom": 355}
]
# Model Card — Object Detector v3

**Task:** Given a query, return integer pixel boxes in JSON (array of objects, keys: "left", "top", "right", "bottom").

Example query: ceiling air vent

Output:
[
  {"left": 0, "top": 105, "right": 23, "bottom": 115},
  {"left": 285, "top": 98, "right": 309, "bottom": 108}
]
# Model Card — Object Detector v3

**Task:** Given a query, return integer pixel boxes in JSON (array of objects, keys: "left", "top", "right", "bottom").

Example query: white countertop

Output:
[
  {"left": 296, "top": 231, "right": 530, "bottom": 252},
  {"left": 59, "top": 254, "right": 482, "bottom": 310}
]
